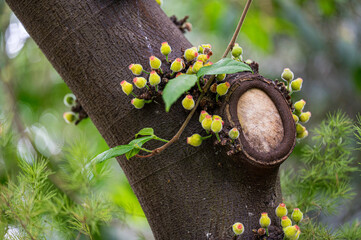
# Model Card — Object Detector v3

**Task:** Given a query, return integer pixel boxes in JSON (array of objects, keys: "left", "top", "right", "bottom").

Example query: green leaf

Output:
[
  {"left": 196, "top": 58, "right": 252, "bottom": 78},
  {"left": 162, "top": 74, "right": 198, "bottom": 112},
  {"left": 135, "top": 128, "right": 154, "bottom": 138},
  {"left": 126, "top": 136, "right": 155, "bottom": 160},
  {"left": 91, "top": 145, "right": 134, "bottom": 164}
]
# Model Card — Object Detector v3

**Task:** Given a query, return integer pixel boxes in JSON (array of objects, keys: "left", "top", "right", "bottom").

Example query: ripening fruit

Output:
[
  {"left": 294, "top": 99, "right": 306, "bottom": 112},
  {"left": 211, "top": 118, "right": 223, "bottom": 133},
  {"left": 228, "top": 128, "right": 240, "bottom": 140},
  {"left": 187, "top": 133, "right": 202, "bottom": 147},
  {"left": 232, "top": 43, "right": 243, "bottom": 58},
  {"left": 204, "top": 61, "right": 213, "bottom": 67},
  {"left": 192, "top": 60, "right": 203, "bottom": 73},
  {"left": 182, "top": 95, "right": 195, "bottom": 110},
  {"left": 291, "top": 78, "right": 303, "bottom": 92},
  {"left": 293, "top": 114, "right": 299, "bottom": 123},
  {"left": 131, "top": 98, "right": 145, "bottom": 109},
  {"left": 257, "top": 228, "right": 266, "bottom": 236},
  {"left": 133, "top": 77, "right": 147, "bottom": 89},
  {"left": 281, "top": 68, "right": 294, "bottom": 82},
  {"left": 197, "top": 54, "right": 210, "bottom": 63},
  {"left": 63, "top": 112, "right": 77, "bottom": 124},
  {"left": 297, "top": 129, "right": 308, "bottom": 139},
  {"left": 199, "top": 110, "right": 209, "bottom": 123},
  {"left": 149, "top": 71, "right": 161, "bottom": 86},
  {"left": 232, "top": 222, "right": 244, "bottom": 236},
  {"left": 176, "top": 72, "right": 184, "bottom": 77},
  {"left": 160, "top": 42, "right": 171, "bottom": 56},
  {"left": 184, "top": 47, "right": 198, "bottom": 62},
  {"left": 216, "top": 74, "right": 226, "bottom": 81},
  {"left": 216, "top": 82, "right": 230, "bottom": 96},
  {"left": 129, "top": 64, "right": 143, "bottom": 76},
  {"left": 284, "top": 225, "right": 299, "bottom": 239},
  {"left": 275, "top": 203, "right": 288, "bottom": 218},
  {"left": 259, "top": 212, "right": 271, "bottom": 228},
  {"left": 120, "top": 80, "right": 134, "bottom": 95},
  {"left": 170, "top": 58, "right": 184, "bottom": 72},
  {"left": 186, "top": 66, "right": 194, "bottom": 74},
  {"left": 291, "top": 208, "right": 303, "bottom": 224},
  {"left": 63, "top": 93, "right": 76, "bottom": 107},
  {"left": 299, "top": 111, "right": 311, "bottom": 123},
  {"left": 212, "top": 115, "right": 222, "bottom": 121},
  {"left": 149, "top": 56, "right": 162, "bottom": 69},
  {"left": 281, "top": 216, "right": 292, "bottom": 229},
  {"left": 201, "top": 115, "right": 212, "bottom": 131}
]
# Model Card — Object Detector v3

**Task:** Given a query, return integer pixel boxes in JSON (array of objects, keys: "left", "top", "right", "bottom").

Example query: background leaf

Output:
[
  {"left": 196, "top": 58, "right": 252, "bottom": 77},
  {"left": 162, "top": 74, "right": 198, "bottom": 112}
]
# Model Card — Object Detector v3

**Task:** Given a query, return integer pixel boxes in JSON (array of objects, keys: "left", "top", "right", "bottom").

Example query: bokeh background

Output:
[{"left": 0, "top": 0, "right": 360, "bottom": 239}]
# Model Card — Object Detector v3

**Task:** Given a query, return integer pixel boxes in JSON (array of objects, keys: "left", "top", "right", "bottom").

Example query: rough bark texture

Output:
[{"left": 6, "top": 0, "right": 296, "bottom": 239}]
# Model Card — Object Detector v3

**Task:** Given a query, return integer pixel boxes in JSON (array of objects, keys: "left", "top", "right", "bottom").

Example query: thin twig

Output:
[{"left": 136, "top": 0, "right": 253, "bottom": 158}]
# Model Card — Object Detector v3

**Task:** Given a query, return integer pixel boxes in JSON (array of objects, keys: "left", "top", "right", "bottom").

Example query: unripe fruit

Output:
[
  {"left": 149, "top": 71, "right": 161, "bottom": 86},
  {"left": 202, "top": 115, "right": 212, "bottom": 131},
  {"left": 160, "top": 42, "right": 171, "bottom": 56},
  {"left": 291, "top": 208, "right": 303, "bottom": 224},
  {"left": 199, "top": 110, "right": 209, "bottom": 123},
  {"left": 232, "top": 222, "right": 244, "bottom": 236},
  {"left": 275, "top": 203, "right": 288, "bottom": 218},
  {"left": 182, "top": 95, "right": 195, "bottom": 110},
  {"left": 245, "top": 59, "right": 253, "bottom": 64},
  {"left": 131, "top": 98, "right": 145, "bottom": 109},
  {"left": 129, "top": 64, "right": 143, "bottom": 76},
  {"left": 120, "top": 80, "right": 134, "bottom": 95},
  {"left": 296, "top": 123, "right": 306, "bottom": 134},
  {"left": 297, "top": 129, "right": 309, "bottom": 139},
  {"left": 284, "top": 225, "right": 299, "bottom": 239},
  {"left": 216, "top": 74, "right": 226, "bottom": 81},
  {"left": 212, "top": 115, "right": 222, "bottom": 121},
  {"left": 186, "top": 66, "right": 194, "bottom": 74},
  {"left": 192, "top": 60, "right": 203, "bottom": 73},
  {"left": 299, "top": 111, "right": 311, "bottom": 123},
  {"left": 293, "top": 114, "right": 299, "bottom": 123},
  {"left": 281, "top": 216, "right": 292, "bottom": 229},
  {"left": 228, "top": 128, "right": 240, "bottom": 140},
  {"left": 63, "top": 93, "right": 76, "bottom": 107},
  {"left": 294, "top": 99, "right": 306, "bottom": 112},
  {"left": 197, "top": 54, "right": 210, "bottom": 63},
  {"left": 155, "top": 0, "right": 162, "bottom": 6},
  {"left": 149, "top": 56, "right": 162, "bottom": 69},
  {"left": 216, "top": 82, "right": 230, "bottom": 96},
  {"left": 63, "top": 112, "right": 77, "bottom": 124},
  {"left": 133, "top": 77, "right": 147, "bottom": 89},
  {"left": 259, "top": 212, "right": 271, "bottom": 228},
  {"left": 232, "top": 43, "right": 243, "bottom": 58},
  {"left": 204, "top": 61, "right": 213, "bottom": 67},
  {"left": 292, "top": 229, "right": 301, "bottom": 240},
  {"left": 170, "top": 58, "right": 184, "bottom": 72},
  {"left": 291, "top": 78, "right": 303, "bottom": 92},
  {"left": 184, "top": 47, "right": 198, "bottom": 62},
  {"left": 211, "top": 118, "right": 223, "bottom": 133},
  {"left": 281, "top": 68, "right": 294, "bottom": 82},
  {"left": 187, "top": 133, "right": 202, "bottom": 147}
]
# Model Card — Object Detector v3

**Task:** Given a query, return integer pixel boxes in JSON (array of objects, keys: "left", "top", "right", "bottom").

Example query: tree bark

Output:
[{"left": 5, "top": 0, "right": 296, "bottom": 239}]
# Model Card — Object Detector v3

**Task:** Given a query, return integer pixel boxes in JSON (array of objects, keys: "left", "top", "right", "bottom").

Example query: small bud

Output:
[
  {"left": 204, "top": 61, "right": 213, "bottom": 67},
  {"left": 293, "top": 114, "right": 299, "bottom": 123},
  {"left": 275, "top": 203, "right": 288, "bottom": 218},
  {"left": 63, "top": 93, "right": 76, "bottom": 107},
  {"left": 294, "top": 99, "right": 306, "bottom": 112},
  {"left": 120, "top": 80, "right": 134, "bottom": 95},
  {"left": 232, "top": 222, "right": 244, "bottom": 236},
  {"left": 197, "top": 54, "right": 210, "bottom": 63},
  {"left": 186, "top": 66, "right": 194, "bottom": 74},
  {"left": 245, "top": 59, "right": 253, "bottom": 64},
  {"left": 281, "top": 216, "right": 292, "bottom": 229},
  {"left": 297, "top": 129, "right": 309, "bottom": 139},
  {"left": 184, "top": 47, "right": 198, "bottom": 62},
  {"left": 160, "top": 42, "right": 171, "bottom": 56},
  {"left": 299, "top": 111, "right": 311, "bottom": 123},
  {"left": 291, "top": 78, "right": 303, "bottom": 92},
  {"left": 257, "top": 228, "right": 266, "bottom": 236},
  {"left": 231, "top": 43, "right": 243, "bottom": 58},
  {"left": 192, "top": 60, "right": 203, "bottom": 73},
  {"left": 201, "top": 115, "right": 212, "bottom": 131},
  {"left": 198, "top": 44, "right": 212, "bottom": 54},
  {"left": 210, "top": 83, "right": 217, "bottom": 93},
  {"left": 211, "top": 118, "right": 223, "bottom": 133},
  {"left": 131, "top": 98, "right": 145, "bottom": 109},
  {"left": 182, "top": 95, "right": 195, "bottom": 110},
  {"left": 216, "top": 74, "right": 226, "bottom": 81},
  {"left": 283, "top": 225, "right": 299, "bottom": 239},
  {"left": 228, "top": 128, "right": 240, "bottom": 140},
  {"left": 149, "top": 71, "right": 161, "bottom": 86},
  {"left": 296, "top": 123, "right": 306, "bottom": 134},
  {"left": 133, "top": 77, "right": 147, "bottom": 89},
  {"left": 216, "top": 82, "right": 230, "bottom": 96},
  {"left": 259, "top": 212, "right": 271, "bottom": 228},
  {"left": 199, "top": 110, "right": 210, "bottom": 123},
  {"left": 281, "top": 68, "right": 294, "bottom": 82},
  {"left": 149, "top": 56, "right": 162, "bottom": 69},
  {"left": 187, "top": 133, "right": 202, "bottom": 147},
  {"left": 63, "top": 112, "right": 77, "bottom": 124},
  {"left": 291, "top": 208, "right": 304, "bottom": 224},
  {"left": 170, "top": 58, "right": 184, "bottom": 72},
  {"left": 129, "top": 64, "right": 143, "bottom": 76}
]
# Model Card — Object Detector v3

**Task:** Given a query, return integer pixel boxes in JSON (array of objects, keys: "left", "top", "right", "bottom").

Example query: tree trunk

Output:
[{"left": 5, "top": 0, "right": 296, "bottom": 239}]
